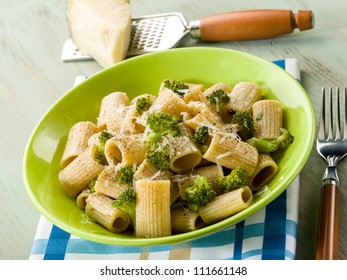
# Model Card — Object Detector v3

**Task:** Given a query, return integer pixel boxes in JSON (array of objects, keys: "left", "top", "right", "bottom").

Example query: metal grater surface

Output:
[{"left": 127, "top": 13, "right": 189, "bottom": 56}]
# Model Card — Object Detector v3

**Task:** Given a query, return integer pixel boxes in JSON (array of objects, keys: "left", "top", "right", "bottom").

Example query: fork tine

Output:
[
  {"left": 344, "top": 87, "right": 347, "bottom": 140},
  {"left": 335, "top": 87, "right": 341, "bottom": 140},
  {"left": 318, "top": 87, "right": 326, "bottom": 140},
  {"left": 328, "top": 87, "right": 334, "bottom": 140}
]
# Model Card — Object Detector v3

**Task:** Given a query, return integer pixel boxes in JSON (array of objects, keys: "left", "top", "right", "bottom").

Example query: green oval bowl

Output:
[{"left": 23, "top": 47, "right": 315, "bottom": 246}]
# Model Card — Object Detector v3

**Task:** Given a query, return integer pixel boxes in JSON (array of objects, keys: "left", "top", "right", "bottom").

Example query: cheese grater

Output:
[{"left": 62, "top": 10, "right": 314, "bottom": 62}]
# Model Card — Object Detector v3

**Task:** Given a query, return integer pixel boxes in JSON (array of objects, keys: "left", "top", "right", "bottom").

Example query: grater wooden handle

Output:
[
  {"left": 315, "top": 182, "right": 339, "bottom": 260},
  {"left": 197, "top": 9, "right": 314, "bottom": 41}
]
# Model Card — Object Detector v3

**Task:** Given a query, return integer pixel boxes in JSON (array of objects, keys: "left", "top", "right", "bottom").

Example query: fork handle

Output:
[
  {"left": 192, "top": 10, "right": 314, "bottom": 41},
  {"left": 316, "top": 182, "right": 339, "bottom": 260}
]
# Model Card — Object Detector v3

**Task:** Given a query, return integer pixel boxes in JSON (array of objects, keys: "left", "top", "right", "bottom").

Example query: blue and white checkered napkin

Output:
[{"left": 29, "top": 59, "right": 300, "bottom": 260}]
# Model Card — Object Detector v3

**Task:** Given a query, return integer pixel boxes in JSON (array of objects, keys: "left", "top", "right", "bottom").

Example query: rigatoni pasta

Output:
[
  {"left": 104, "top": 132, "right": 149, "bottom": 166},
  {"left": 60, "top": 121, "right": 96, "bottom": 168},
  {"left": 97, "top": 91, "right": 129, "bottom": 131},
  {"left": 85, "top": 192, "right": 131, "bottom": 233},
  {"left": 227, "top": 81, "right": 263, "bottom": 112},
  {"left": 166, "top": 124, "right": 202, "bottom": 172},
  {"left": 204, "top": 82, "right": 232, "bottom": 121},
  {"left": 203, "top": 130, "right": 258, "bottom": 176},
  {"left": 58, "top": 78, "right": 293, "bottom": 238},
  {"left": 133, "top": 159, "right": 179, "bottom": 205},
  {"left": 199, "top": 186, "right": 253, "bottom": 225},
  {"left": 249, "top": 153, "right": 279, "bottom": 192},
  {"left": 171, "top": 207, "right": 205, "bottom": 233},
  {"left": 150, "top": 87, "right": 188, "bottom": 118},
  {"left": 252, "top": 99, "right": 283, "bottom": 139},
  {"left": 184, "top": 101, "right": 223, "bottom": 131},
  {"left": 59, "top": 145, "right": 104, "bottom": 197},
  {"left": 76, "top": 188, "right": 92, "bottom": 210},
  {"left": 94, "top": 165, "right": 130, "bottom": 199},
  {"left": 135, "top": 179, "right": 171, "bottom": 238}
]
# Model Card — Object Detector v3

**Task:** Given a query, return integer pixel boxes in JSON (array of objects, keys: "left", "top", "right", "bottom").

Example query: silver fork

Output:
[{"left": 316, "top": 87, "right": 347, "bottom": 259}]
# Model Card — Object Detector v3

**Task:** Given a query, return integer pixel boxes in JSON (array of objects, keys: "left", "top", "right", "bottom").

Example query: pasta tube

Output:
[
  {"left": 97, "top": 92, "right": 129, "bottom": 131},
  {"left": 149, "top": 87, "right": 188, "bottom": 118},
  {"left": 184, "top": 102, "right": 223, "bottom": 131},
  {"left": 199, "top": 186, "right": 253, "bottom": 225},
  {"left": 94, "top": 165, "right": 130, "bottom": 199},
  {"left": 227, "top": 82, "right": 263, "bottom": 112},
  {"left": 85, "top": 193, "right": 131, "bottom": 233},
  {"left": 195, "top": 164, "right": 223, "bottom": 184},
  {"left": 76, "top": 188, "right": 92, "bottom": 210},
  {"left": 106, "top": 105, "right": 138, "bottom": 134},
  {"left": 60, "top": 121, "right": 96, "bottom": 168},
  {"left": 186, "top": 101, "right": 206, "bottom": 116},
  {"left": 87, "top": 131, "right": 102, "bottom": 147},
  {"left": 171, "top": 208, "right": 206, "bottom": 233},
  {"left": 175, "top": 164, "right": 223, "bottom": 199},
  {"left": 166, "top": 124, "right": 202, "bottom": 172},
  {"left": 183, "top": 90, "right": 209, "bottom": 105},
  {"left": 203, "top": 130, "right": 258, "bottom": 176},
  {"left": 249, "top": 153, "right": 279, "bottom": 192},
  {"left": 253, "top": 100, "right": 283, "bottom": 139},
  {"left": 204, "top": 82, "right": 232, "bottom": 122},
  {"left": 59, "top": 145, "right": 104, "bottom": 197},
  {"left": 182, "top": 84, "right": 207, "bottom": 104},
  {"left": 158, "top": 80, "right": 205, "bottom": 100},
  {"left": 195, "top": 164, "right": 224, "bottom": 194},
  {"left": 203, "top": 82, "right": 232, "bottom": 97},
  {"left": 104, "top": 133, "right": 149, "bottom": 166},
  {"left": 134, "top": 160, "right": 179, "bottom": 205},
  {"left": 134, "top": 159, "right": 173, "bottom": 181},
  {"left": 174, "top": 174, "right": 196, "bottom": 200},
  {"left": 135, "top": 180, "right": 171, "bottom": 238},
  {"left": 107, "top": 104, "right": 147, "bottom": 135}
]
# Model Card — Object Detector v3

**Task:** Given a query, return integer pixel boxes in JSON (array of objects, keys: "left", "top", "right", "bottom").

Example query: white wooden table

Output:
[{"left": 1, "top": 0, "right": 347, "bottom": 259}]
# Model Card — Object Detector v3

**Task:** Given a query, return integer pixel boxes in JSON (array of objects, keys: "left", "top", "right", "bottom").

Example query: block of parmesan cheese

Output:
[{"left": 67, "top": 0, "right": 132, "bottom": 68}]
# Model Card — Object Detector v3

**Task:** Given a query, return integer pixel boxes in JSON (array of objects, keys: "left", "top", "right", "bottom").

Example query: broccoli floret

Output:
[
  {"left": 88, "top": 179, "right": 97, "bottom": 193},
  {"left": 135, "top": 95, "right": 152, "bottom": 115},
  {"left": 146, "top": 143, "right": 170, "bottom": 170},
  {"left": 164, "top": 80, "right": 189, "bottom": 97},
  {"left": 246, "top": 128, "right": 294, "bottom": 153},
  {"left": 192, "top": 126, "right": 209, "bottom": 145},
  {"left": 206, "top": 89, "right": 230, "bottom": 107},
  {"left": 112, "top": 188, "right": 136, "bottom": 224},
  {"left": 184, "top": 175, "right": 216, "bottom": 211},
  {"left": 115, "top": 166, "right": 135, "bottom": 185},
  {"left": 217, "top": 167, "right": 249, "bottom": 193},
  {"left": 95, "top": 131, "right": 113, "bottom": 165},
  {"left": 99, "top": 130, "right": 113, "bottom": 143},
  {"left": 146, "top": 112, "right": 181, "bottom": 143},
  {"left": 231, "top": 111, "right": 255, "bottom": 140}
]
